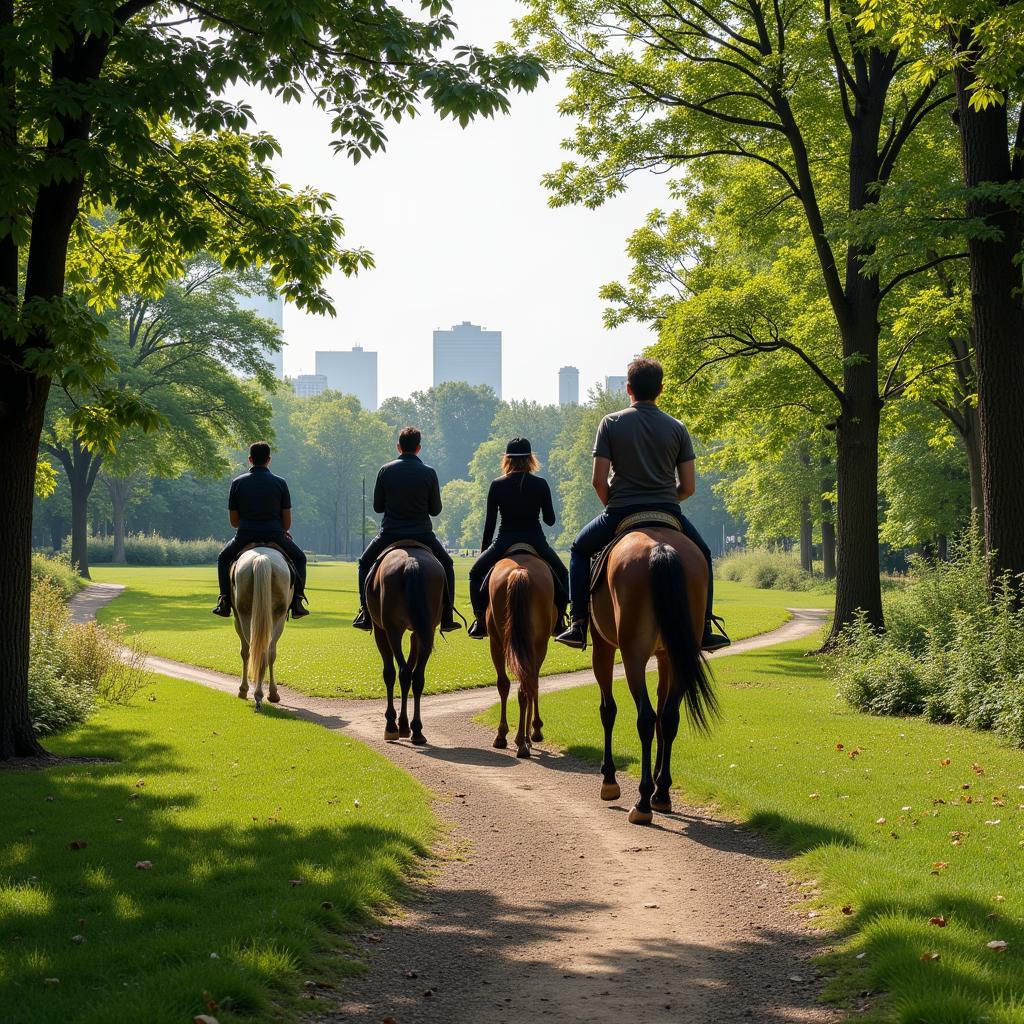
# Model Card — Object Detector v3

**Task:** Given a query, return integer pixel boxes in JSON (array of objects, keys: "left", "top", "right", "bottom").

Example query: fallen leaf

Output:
[
  {"left": 192, "top": 1016, "right": 219, "bottom": 1024},
  {"left": 876, "top": 818, "right": 887, "bottom": 825},
  {"left": 320, "top": 901, "right": 334, "bottom": 910},
  {"left": 289, "top": 879, "right": 303, "bottom": 887},
  {"left": 835, "top": 743, "right": 844, "bottom": 751},
  {"left": 807, "top": 911, "right": 821, "bottom": 919},
  {"left": 135, "top": 860, "right": 153, "bottom": 870},
  {"left": 809, "top": 793, "right": 820, "bottom": 800},
  {"left": 135, "top": 779, "right": 145, "bottom": 788},
  {"left": 202, "top": 990, "right": 219, "bottom": 1011},
  {"left": 920, "top": 951, "right": 941, "bottom": 962},
  {"left": 855, "top": 952, "right": 867, "bottom": 960},
  {"left": 70, "top": 934, "right": 86, "bottom": 944},
  {"left": 901, "top": 806, "right": 912, "bottom": 812},
  {"left": 972, "top": 763, "right": 985, "bottom": 775},
  {"left": 354, "top": 799, "right": 361, "bottom": 808},
  {"left": 940, "top": 759, "right": 951, "bottom": 767},
  {"left": 987, "top": 940, "right": 1009, "bottom": 952},
  {"left": 68, "top": 840, "right": 87, "bottom": 851},
  {"left": 42, "top": 978, "right": 60, "bottom": 987},
  {"left": 995, "top": 895, "right": 1005, "bottom": 902},
  {"left": 842, "top": 905, "right": 854, "bottom": 915},
  {"left": 985, "top": 819, "right": 1002, "bottom": 826},
  {"left": 932, "top": 862, "right": 949, "bottom": 871},
  {"left": 929, "top": 916, "right": 947, "bottom": 928}
]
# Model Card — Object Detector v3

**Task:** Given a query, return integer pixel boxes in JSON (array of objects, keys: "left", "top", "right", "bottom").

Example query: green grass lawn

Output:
[
  {"left": 91, "top": 560, "right": 822, "bottom": 698},
  {"left": 0, "top": 674, "right": 434, "bottom": 1024},
  {"left": 485, "top": 635, "right": 1024, "bottom": 1022}
]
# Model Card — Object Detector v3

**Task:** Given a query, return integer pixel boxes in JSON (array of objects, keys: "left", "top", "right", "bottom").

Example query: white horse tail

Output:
[{"left": 248, "top": 553, "right": 274, "bottom": 684}]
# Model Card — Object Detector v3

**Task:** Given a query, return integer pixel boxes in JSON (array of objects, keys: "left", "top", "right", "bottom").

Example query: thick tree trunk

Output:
[
  {"left": 821, "top": 518, "right": 837, "bottom": 581},
  {"left": 954, "top": 48, "right": 1024, "bottom": 593},
  {"left": 799, "top": 498, "right": 813, "bottom": 574},
  {"left": 106, "top": 475, "right": 130, "bottom": 564},
  {"left": 0, "top": 375, "right": 51, "bottom": 759},
  {"left": 960, "top": 406, "right": 984, "bottom": 520}
]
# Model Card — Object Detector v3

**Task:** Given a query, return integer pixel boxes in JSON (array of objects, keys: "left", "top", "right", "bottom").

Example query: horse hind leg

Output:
[
  {"left": 238, "top": 641, "right": 249, "bottom": 701},
  {"left": 374, "top": 627, "right": 400, "bottom": 741},
  {"left": 514, "top": 681, "right": 532, "bottom": 759},
  {"left": 623, "top": 650, "right": 657, "bottom": 825},
  {"left": 491, "top": 632, "right": 511, "bottom": 749},
  {"left": 408, "top": 633, "right": 428, "bottom": 747},
  {"left": 651, "top": 651, "right": 674, "bottom": 813},
  {"left": 593, "top": 633, "right": 619, "bottom": 802}
]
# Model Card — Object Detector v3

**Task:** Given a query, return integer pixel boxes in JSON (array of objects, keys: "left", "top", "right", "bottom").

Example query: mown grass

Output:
[
  {"left": 91, "top": 561, "right": 819, "bottom": 698},
  {"left": 485, "top": 635, "right": 1024, "bottom": 1022},
  {"left": 0, "top": 673, "right": 434, "bottom": 1024}
]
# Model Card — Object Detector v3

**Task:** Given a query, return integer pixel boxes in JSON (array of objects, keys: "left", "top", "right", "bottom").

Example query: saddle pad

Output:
[
  {"left": 368, "top": 539, "right": 436, "bottom": 590},
  {"left": 504, "top": 542, "right": 540, "bottom": 558},
  {"left": 480, "top": 543, "right": 554, "bottom": 603},
  {"left": 589, "top": 514, "right": 683, "bottom": 596}
]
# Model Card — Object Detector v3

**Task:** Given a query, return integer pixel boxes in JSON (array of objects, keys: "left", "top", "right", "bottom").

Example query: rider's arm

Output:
[
  {"left": 677, "top": 459, "right": 696, "bottom": 501},
  {"left": 281, "top": 508, "right": 292, "bottom": 532},
  {"left": 372, "top": 469, "right": 386, "bottom": 514},
  {"left": 592, "top": 457, "right": 612, "bottom": 506},
  {"left": 428, "top": 469, "right": 442, "bottom": 517},
  {"left": 541, "top": 478, "right": 556, "bottom": 527},
  {"left": 229, "top": 510, "right": 240, "bottom": 528},
  {"left": 481, "top": 482, "right": 498, "bottom": 548},
  {"left": 228, "top": 479, "right": 240, "bottom": 528}
]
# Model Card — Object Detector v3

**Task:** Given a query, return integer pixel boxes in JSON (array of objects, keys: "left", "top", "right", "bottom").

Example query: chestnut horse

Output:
[
  {"left": 487, "top": 552, "right": 557, "bottom": 758},
  {"left": 367, "top": 545, "right": 445, "bottom": 745},
  {"left": 231, "top": 547, "right": 293, "bottom": 711},
  {"left": 592, "top": 528, "right": 718, "bottom": 824}
]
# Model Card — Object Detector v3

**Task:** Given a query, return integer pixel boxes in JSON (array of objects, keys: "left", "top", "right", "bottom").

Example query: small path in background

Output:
[{"left": 72, "top": 585, "right": 840, "bottom": 1024}]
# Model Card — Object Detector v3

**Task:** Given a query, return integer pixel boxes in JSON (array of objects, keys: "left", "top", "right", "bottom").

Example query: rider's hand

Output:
[{"left": 285, "top": 531, "right": 292, "bottom": 540}]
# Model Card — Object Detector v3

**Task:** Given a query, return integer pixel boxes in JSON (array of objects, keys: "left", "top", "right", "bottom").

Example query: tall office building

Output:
[
  {"left": 237, "top": 290, "right": 285, "bottom": 379},
  {"left": 605, "top": 375, "right": 628, "bottom": 395},
  {"left": 314, "top": 346, "right": 378, "bottom": 410},
  {"left": 558, "top": 366, "right": 580, "bottom": 407},
  {"left": 433, "top": 321, "right": 502, "bottom": 397},
  {"left": 292, "top": 374, "right": 328, "bottom": 398}
]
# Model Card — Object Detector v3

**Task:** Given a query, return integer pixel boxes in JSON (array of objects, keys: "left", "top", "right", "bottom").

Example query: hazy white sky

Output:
[{"left": 243, "top": 2, "right": 669, "bottom": 405}]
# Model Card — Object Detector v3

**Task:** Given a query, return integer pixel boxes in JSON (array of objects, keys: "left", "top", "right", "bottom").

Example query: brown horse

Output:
[
  {"left": 487, "top": 552, "right": 557, "bottom": 758},
  {"left": 591, "top": 528, "right": 718, "bottom": 824},
  {"left": 367, "top": 545, "right": 445, "bottom": 745}
]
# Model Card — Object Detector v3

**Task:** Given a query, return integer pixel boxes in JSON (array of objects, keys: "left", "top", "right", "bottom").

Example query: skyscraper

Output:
[
  {"left": 292, "top": 374, "right": 328, "bottom": 398},
  {"left": 433, "top": 321, "right": 501, "bottom": 397},
  {"left": 315, "top": 346, "right": 378, "bottom": 410},
  {"left": 237, "top": 290, "right": 285, "bottom": 379},
  {"left": 558, "top": 366, "right": 580, "bottom": 407},
  {"left": 605, "top": 375, "right": 628, "bottom": 395}
]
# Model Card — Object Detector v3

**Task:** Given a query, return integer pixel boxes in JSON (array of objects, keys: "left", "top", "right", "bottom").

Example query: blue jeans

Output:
[{"left": 568, "top": 504, "right": 714, "bottom": 625}]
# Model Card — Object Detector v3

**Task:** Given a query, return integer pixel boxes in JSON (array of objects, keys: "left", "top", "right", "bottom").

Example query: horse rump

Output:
[{"left": 648, "top": 543, "right": 719, "bottom": 733}]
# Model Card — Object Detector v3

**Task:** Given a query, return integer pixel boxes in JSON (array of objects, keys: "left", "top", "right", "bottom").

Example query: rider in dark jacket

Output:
[
  {"left": 466, "top": 437, "right": 569, "bottom": 639},
  {"left": 352, "top": 426, "right": 460, "bottom": 632},
  {"left": 212, "top": 442, "right": 308, "bottom": 619}
]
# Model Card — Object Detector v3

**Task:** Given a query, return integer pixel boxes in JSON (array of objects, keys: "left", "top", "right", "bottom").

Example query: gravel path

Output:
[{"left": 73, "top": 586, "right": 842, "bottom": 1023}]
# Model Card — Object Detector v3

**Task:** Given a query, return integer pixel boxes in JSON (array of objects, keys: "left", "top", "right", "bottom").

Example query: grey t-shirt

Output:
[{"left": 593, "top": 402, "right": 695, "bottom": 509}]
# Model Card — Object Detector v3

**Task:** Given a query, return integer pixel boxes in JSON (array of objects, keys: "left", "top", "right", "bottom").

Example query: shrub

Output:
[
  {"left": 31, "top": 551, "right": 82, "bottom": 599},
  {"left": 28, "top": 579, "right": 146, "bottom": 736},
  {"left": 63, "top": 532, "right": 223, "bottom": 565},
  {"left": 718, "top": 548, "right": 817, "bottom": 591},
  {"left": 829, "top": 539, "right": 1024, "bottom": 746}
]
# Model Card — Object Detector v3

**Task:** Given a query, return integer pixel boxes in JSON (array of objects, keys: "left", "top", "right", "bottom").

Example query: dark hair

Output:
[
  {"left": 398, "top": 427, "right": 421, "bottom": 453},
  {"left": 627, "top": 358, "right": 664, "bottom": 401},
  {"left": 249, "top": 441, "right": 271, "bottom": 466}
]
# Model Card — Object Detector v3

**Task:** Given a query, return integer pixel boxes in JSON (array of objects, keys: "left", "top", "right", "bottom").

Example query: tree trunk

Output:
[
  {"left": 937, "top": 534, "right": 949, "bottom": 562},
  {"left": 954, "top": 44, "right": 1024, "bottom": 594},
  {"left": 0, "top": 374, "right": 51, "bottom": 759},
  {"left": 106, "top": 475, "right": 130, "bottom": 564},
  {"left": 799, "top": 498, "right": 813, "bottom": 574},
  {"left": 960, "top": 405, "right": 984, "bottom": 521},
  {"left": 821, "top": 517, "right": 837, "bottom": 581}
]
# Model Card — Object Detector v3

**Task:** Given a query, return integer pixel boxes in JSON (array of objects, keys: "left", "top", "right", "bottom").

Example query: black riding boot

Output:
[
  {"left": 291, "top": 592, "right": 309, "bottom": 619},
  {"left": 212, "top": 594, "right": 231, "bottom": 618}
]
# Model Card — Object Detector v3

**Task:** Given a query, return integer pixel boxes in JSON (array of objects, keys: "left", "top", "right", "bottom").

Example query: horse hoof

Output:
[
  {"left": 237, "top": 691, "right": 247, "bottom": 701},
  {"left": 531, "top": 731, "right": 544, "bottom": 743},
  {"left": 399, "top": 727, "right": 411, "bottom": 739},
  {"left": 268, "top": 693, "right": 280, "bottom": 704},
  {"left": 600, "top": 783, "right": 621, "bottom": 801},
  {"left": 651, "top": 798, "right": 672, "bottom": 814},
  {"left": 493, "top": 736, "right": 508, "bottom": 749},
  {"left": 516, "top": 745, "right": 531, "bottom": 759},
  {"left": 384, "top": 729, "right": 400, "bottom": 741},
  {"left": 411, "top": 734, "right": 427, "bottom": 747},
  {"left": 254, "top": 701, "right": 263, "bottom": 714},
  {"left": 628, "top": 806, "right": 653, "bottom": 825}
]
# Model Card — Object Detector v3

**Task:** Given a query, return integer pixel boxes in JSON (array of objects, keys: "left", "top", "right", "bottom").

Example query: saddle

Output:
[
  {"left": 231, "top": 541, "right": 298, "bottom": 590},
  {"left": 479, "top": 542, "right": 564, "bottom": 607},
  {"left": 588, "top": 510, "right": 682, "bottom": 596},
  {"left": 366, "top": 539, "right": 435, "bottom": 589}
]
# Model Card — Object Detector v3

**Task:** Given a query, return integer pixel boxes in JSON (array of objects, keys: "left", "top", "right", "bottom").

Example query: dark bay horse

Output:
[
  {"left": 591, "top": 528, "right": 718, "bottom": 824},
  {"left": 367, "top": 545, "right": 445, "bottom": 745},
  {"left": 487, "top": 552, "right": 557, "bottom": 758}
]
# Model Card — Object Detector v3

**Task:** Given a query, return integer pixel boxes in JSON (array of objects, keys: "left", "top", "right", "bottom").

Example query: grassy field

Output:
[
  {"left": 0, "top": 673, "right": 434, "bottom": 1024},
  {"left": 91, "top": 560, "right": 823, "bottom": 698},
  {"left": 485, "top": 635, "right": 1024, "bottom": 1022}
]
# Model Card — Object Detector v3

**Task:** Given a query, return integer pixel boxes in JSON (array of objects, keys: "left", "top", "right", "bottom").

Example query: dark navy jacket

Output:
[{"left": 373, "top": 454, "right": 442, "bottom": 535}]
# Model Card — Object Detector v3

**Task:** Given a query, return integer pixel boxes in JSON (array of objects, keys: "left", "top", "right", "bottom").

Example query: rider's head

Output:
[
  {"left": 626, "top": 358, "right": 664, "bottom": 403},
  {"left": 398, "top": 427, "right": 422, "bottom": 455},
  {"left": 248, "top": 441, "right": 271, "bottom": 467},
  {"left": 502, "top": 437, "right": 539, "bottom": 476}
]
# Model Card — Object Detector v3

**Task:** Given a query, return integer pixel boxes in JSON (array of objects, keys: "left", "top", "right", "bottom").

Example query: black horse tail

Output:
[
  {"left": 649, "top": 543, "right": 719, "bottom": 733},
  {"left": 503, "top": 567, "right": 536, "bottom": 682},
  {"left": 403, "top": 556, "right": 435, "bottom": 660}
]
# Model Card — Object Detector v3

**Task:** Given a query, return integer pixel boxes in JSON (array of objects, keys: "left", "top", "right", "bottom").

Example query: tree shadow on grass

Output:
[{"left": 0, "top": 724, "right": 430, "bottom": 1024}]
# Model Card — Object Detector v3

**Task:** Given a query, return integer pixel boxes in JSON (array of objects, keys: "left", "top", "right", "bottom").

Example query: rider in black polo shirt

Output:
[
  {"left": 352, "top": 426, "right": 460, "bottom": 633},
  {"left": 212, "top": 441, "right": 309, "bottom": 619}
]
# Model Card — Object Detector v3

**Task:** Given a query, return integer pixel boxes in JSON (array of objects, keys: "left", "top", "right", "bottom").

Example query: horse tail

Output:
[
  {"left": 649, "top": 543, "right": 719, "bottom": 733},
  {"left": 503, "top": 566, "right": 536, "bottom": 682},
  {"left": 248, "top": 553, "right": 274, "bottom": 684},
  {"left": 403, "top": 556, "right": 434, "bottom": 660}
]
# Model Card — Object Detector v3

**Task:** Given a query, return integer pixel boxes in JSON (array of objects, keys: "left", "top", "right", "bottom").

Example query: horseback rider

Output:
[
  {"left": 352, "top": 426, "right": 461, "bottom": 633},
  {"left": 466, "top": 437, "right": 570, "bottom": 640},
  {"left": 212, "top": 441, "right": 309, "bottom": 619},
  {"left": 554, "top": 358, "right": 729, "bottom": 652}
]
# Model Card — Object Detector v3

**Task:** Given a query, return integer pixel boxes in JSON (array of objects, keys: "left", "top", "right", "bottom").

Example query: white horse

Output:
[{"left": 231, "top": 547, "right": 293, "bottom": 711}]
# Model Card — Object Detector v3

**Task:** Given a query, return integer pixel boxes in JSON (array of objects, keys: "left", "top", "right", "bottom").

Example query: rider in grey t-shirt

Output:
[{"left": 554, "top": 358, "right": 728, "bottom": 652}]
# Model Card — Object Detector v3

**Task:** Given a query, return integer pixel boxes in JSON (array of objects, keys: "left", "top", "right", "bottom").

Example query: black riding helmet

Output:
[{"left": 505, "top": 437, "right": 532, "bottom": 456}]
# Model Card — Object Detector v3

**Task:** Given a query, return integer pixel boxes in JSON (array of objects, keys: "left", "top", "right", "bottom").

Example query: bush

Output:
[
  {"left": 828, "top": 539, "right": 1024, "bottom": 746},
  {"left": 31, "top": 551, "right": 82, "bottom": 599},
  {"left": 63, "top": 532, "right": 223, "bottom": 565},
  {"left": 718, "top": 548, "right": 817, "bottom": 591},
  {"left": 28, "top": 578, "right": 146, "bottom": 736}
]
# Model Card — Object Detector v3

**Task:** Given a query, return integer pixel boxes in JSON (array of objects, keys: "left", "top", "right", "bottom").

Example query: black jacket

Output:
[
  {"left": 481, "top": 473, "right": 556, "bottom": 548},
  {"left": 373, "top": 453, "right": 442, "bottom": 535}
]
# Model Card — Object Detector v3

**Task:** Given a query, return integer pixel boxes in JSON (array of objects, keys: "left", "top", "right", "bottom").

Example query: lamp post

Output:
[{"left": 362, "top": 475, "right": 366, "bottom": 552}]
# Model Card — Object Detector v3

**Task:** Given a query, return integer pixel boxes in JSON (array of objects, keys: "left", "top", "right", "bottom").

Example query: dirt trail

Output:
[{"left": 73, "top": 587, "right": 842, "bottom": 1023}]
